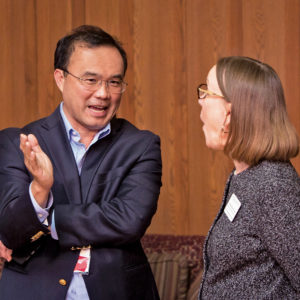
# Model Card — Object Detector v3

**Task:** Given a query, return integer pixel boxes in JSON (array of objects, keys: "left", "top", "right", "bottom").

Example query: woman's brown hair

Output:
[{"left": 216, "top": 56, "right": 299, "bottom": 166}]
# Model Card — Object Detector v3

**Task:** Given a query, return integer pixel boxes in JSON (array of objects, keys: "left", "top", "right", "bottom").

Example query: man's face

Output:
[{"left": 54, "top": 44, "right": 124, "bottom": 135}]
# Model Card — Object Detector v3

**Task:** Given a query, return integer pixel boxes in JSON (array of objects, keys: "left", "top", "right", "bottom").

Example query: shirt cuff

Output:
[{"left": 29, "top": 182, "right": 53, "bottom": 225}]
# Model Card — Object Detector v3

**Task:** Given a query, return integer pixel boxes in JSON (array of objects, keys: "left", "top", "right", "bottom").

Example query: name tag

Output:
[
  {"left": 224, "top": 193, "right": 241, "bottom": 222},
  {"left": 74, "top": 248, "right": 91, "bottom": 274}
]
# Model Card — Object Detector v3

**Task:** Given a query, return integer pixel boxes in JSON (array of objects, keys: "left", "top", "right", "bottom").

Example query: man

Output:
[{"left": 0, "top": 25, "right": 162, "bottom": 300}]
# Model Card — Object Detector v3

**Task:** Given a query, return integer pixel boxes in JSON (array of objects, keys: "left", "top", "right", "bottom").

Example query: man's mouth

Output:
[{"left": 88, "top": 105, "right": 108, "bottom": 112}]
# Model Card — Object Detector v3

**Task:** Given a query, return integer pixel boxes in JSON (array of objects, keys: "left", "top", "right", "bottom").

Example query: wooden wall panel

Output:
[
  {"left": 0, "top": 0, "right": 299, "bottom": 236},
  {"left": 86, "top": 0, "right": 135, "bottom": 123},
  {"left": 0, "top": 0, "right": 37, "bottom": 128},
  {"left": 0, "top": 0, "right": 86, "bottom": 127},
  {"left": 186, "top": 0, "right": 238, "bottom": 235},
  {"left": 131, "top": 0, "right": 190, "bottom": 234},
  {"left": 35, "top": 0, "right": 86, "bottom": 118},
  {"left": 284, "top": 0, "right": 300, "bottom": 169}
]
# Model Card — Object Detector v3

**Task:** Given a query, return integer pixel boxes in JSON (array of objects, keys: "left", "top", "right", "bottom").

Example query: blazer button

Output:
[{"left": 59, "top": 279, "right": 67, "bottom": 286}]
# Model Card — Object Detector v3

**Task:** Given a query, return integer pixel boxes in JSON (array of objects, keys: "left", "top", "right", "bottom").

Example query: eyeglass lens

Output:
[
  {"left": 198, "top": 84, "right": 207, "bottom": 99},
  {"left": 83, "top": 80, "right": 126, "bottom": 94}
]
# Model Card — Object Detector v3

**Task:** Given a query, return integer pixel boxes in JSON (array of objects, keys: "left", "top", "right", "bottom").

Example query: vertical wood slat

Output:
[
  {"left": 85, "top": 0, "right": 136, "bottom": 123},
  {"left": 35, "top": 0, "right": 87, "bottom": 118},
  {"left": 284, "top": 0, "right": 300, "bottom": 170},
  {"left": 125, "top": 0, "right": 190, "bottom": 234},
  {"left": 0, "top": 0, "right": 299, "bottom": 236},
  {"left": 0, "top": 0, "right": 37, "bottom": 128}
]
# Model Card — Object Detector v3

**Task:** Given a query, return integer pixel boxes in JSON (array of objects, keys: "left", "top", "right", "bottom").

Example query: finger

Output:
[
  {"left": 19, "top": 133, "right": 28, "bottom": 152},
  {"left": 6, "top": 249, "right": 12, "bottom": 262},
  {"left": 27, "top": 134, "right": 42, "bottom": 153},
  {"left": 20, "top": 134, "right": 38, "bottom": 162},
  {"left": 2, "top": 251, "right": 12, "bottom": 262},
  {"left": 22, "top": 142, "right": 37, "bottom": 168},
  {"left": 20, "top": 134, "right": 40, "bottom": 155},
  {"left": 0, "top": 241, "right": 12, "bottom": 262},
  {"left": 20, "top": 134, "right": 33, "bottom": 159}
]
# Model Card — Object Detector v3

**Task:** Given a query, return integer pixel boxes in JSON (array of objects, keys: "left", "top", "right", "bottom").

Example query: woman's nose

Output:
[{"left": 198, "top": 98, "right": 204, "bottom": 106}]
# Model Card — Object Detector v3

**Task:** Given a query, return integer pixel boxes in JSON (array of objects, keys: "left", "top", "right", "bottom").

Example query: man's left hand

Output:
[{"left": 0, "top": 240, "right": 12, "bottom": 262}]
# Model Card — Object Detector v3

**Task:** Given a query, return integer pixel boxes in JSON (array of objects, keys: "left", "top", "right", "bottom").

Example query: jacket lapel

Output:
[
  {"left": 37, "top": 107, "right": 82, "bottom": 205},
  {"left": 80, "top": 118, "right": 122, "bottom": 203}
]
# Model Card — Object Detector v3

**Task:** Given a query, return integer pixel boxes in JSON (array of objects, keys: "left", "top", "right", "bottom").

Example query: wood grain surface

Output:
[{"left": 0, "top": 0, "right": 299, "bottom": 236}]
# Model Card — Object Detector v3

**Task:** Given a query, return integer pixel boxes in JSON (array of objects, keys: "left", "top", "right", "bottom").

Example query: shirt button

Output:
[
  {"left": 38, "top": 214, "right": 43, "bottom": 218},
  {"left": 59, "top": 279, "right": 67, "bottom": 286}
]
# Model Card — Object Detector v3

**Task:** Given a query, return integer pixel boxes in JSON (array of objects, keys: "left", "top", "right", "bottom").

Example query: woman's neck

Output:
[{"left": 233, "top": 160, "right": 250, "bottom": 175}]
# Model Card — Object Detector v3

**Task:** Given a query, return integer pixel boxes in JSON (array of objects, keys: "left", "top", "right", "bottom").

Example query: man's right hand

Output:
[
  {"left": 0, "top": 240, "right": 12, "bottom": 262},
  {"left": 20, "top": 134, "right": 54, "bottom": 208}
]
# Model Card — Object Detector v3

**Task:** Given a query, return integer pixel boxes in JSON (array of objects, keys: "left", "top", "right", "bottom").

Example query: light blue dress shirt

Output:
[{"left": 30, "top": 102, "right": 111, "bottom": 299}]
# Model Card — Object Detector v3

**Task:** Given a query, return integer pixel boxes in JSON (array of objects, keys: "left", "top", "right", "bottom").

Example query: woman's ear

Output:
[
  {"left": 223, "top": 102, "right": 231, "bottom": 132},
  {"left": 54, "top": 69, "right": 65, "bottom": 92}
]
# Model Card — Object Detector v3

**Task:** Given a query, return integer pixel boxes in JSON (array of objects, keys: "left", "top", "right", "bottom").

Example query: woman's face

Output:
[{"left": 198, "top": 65, "right": 231, "bottom": 150}]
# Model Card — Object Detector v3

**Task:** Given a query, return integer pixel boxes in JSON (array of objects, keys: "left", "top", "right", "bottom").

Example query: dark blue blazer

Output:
[{"left": 0, "top": 107, "right": 162, "bottom": 300}]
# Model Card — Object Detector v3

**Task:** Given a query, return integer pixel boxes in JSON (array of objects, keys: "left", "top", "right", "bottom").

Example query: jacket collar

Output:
[{"left": 37, "top": 107, "right": 123, "bottom": 204}]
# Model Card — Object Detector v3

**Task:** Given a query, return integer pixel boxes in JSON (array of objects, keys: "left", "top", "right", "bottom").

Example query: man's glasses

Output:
[
  {"left": 197, "top": 83, "right": 224, "bottom": 100},
  {"left": 63, "top": 69, "right": 128, "bottom": 94}
]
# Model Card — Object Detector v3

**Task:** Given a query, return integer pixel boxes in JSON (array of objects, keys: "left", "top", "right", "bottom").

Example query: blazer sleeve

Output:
[
  {"left": 54, "top": 132, "right": 162, "bottom": 249},
  {"left": 258, "top": 172, "right": 300, "bottom": 292},
  {"left": 0, "top": 128, "right": 49, "bottom": 250}
]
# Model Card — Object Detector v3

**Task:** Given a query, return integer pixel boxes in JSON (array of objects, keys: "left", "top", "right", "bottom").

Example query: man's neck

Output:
[{"left": 78, "top": 131, "right": 97, "bottom": 149}]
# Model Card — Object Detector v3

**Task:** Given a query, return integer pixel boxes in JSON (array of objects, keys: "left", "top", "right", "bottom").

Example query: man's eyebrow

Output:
[
  {"left": 82, "top": 71, "right": 98, "bottom": 76},
  {"left": 112, "top": 74, "right": 123, "bottom": 79},
  {"left": 82, "top": 72, "right": 123, "bottom": 79},
  {"left": 110, "top": 74, "right": 123, "bottom": 79}
]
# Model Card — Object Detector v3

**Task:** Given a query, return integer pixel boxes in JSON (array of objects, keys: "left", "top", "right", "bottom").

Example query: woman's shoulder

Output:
[
  {"left": 255, "top": 160, "right": 299, "bottom": 183},
  {"left": 252, "top": 160, "right": 300, "bottom": 206},
  {"left": 233, "top": 160, "right": 299, "bottom": 187},
  {"left": 233, "top": 160, "right": 299, "bottom": 205}
]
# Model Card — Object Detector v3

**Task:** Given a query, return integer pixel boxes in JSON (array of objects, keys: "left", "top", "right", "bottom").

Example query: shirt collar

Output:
[{"left": 59, "top": 102, "right": 111, "bottom": 144}]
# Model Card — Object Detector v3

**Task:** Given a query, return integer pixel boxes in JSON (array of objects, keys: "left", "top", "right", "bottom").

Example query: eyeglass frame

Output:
[
  {"left": 197, "top": 83, "right": 224, "bottom": 100},
  {"left": 62, "top": 69, "right": 128, "bottom": 94}
]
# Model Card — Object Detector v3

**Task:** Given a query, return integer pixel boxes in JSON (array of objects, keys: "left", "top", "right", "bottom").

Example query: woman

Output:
[{"left": 197, "top": 56, "right": 300, "bottom": 299}]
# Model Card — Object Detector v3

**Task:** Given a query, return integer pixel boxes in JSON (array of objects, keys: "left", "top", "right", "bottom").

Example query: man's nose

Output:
[{"left": 94, "top": 81, "right": 110, "bottom": 98}]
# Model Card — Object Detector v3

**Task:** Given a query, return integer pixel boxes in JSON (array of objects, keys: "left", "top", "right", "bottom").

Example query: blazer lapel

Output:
[
  {"left": 37, "top": 108, "right": 82, "bottom": 205},
  {"left": 80, "top": 118, "right": 122, "bottom": 203}
]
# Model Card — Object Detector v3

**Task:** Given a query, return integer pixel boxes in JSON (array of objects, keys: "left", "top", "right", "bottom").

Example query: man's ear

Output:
[{"left": 54, "top": 69, "right": 65, "bottom": 92}]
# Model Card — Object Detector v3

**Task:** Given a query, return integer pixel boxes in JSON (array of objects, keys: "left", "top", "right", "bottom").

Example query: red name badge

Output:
[{"left": 74, "top": 249, "right": 91, "bottom": 274}]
